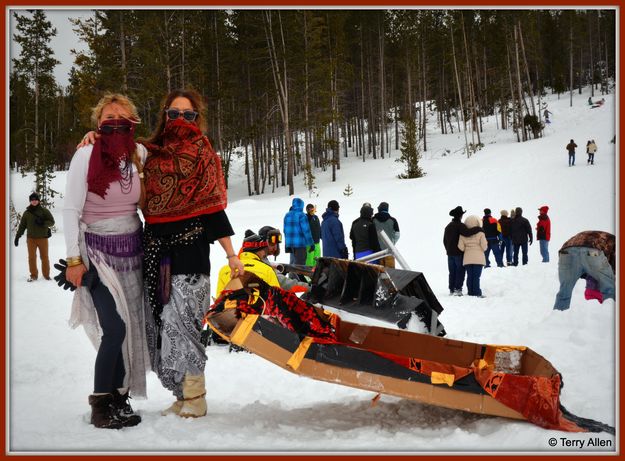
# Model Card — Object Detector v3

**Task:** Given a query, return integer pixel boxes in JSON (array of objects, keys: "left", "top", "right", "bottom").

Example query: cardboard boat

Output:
[{"left": 204, "top": 269, "right": 613, "bottom": 434}]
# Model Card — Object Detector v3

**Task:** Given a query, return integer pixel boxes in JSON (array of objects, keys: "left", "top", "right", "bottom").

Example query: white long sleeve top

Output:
[{"left": 63, "top": 144, "right": 147, "bottom": 258}]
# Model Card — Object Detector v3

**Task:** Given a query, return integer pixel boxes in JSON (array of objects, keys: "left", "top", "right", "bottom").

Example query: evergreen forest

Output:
[{"left": 9, "top": 9, "right": 616, "bottom": 201}]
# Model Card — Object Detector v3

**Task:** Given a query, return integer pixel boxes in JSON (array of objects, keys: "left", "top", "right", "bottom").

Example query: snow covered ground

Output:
[{"left": 7, "top": 88, "right": 618, "bottom": 454}]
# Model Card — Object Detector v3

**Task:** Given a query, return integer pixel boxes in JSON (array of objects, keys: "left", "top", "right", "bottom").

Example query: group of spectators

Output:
[
  {"left": 444, "top": 205, "right": 551, "bottom": 297},
  {"left": 282, "top": 198, "right": 400, "bottom": 268}
]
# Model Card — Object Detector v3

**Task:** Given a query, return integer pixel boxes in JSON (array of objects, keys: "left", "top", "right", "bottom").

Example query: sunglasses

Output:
[
  {"left": 267, "top": 231, "right": 282, "bottom": 245},
  {"left": 99, "top": 124, "right": 132, "bottom": 135},
  {"left": 165, "top": 109, "right": 199, "bottom": 122}
]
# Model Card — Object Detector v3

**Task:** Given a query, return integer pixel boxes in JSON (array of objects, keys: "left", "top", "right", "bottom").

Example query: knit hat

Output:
[
  {"left": 328, "top": 200, "right": 339, "bottom": 211},
  {"left": 378, "top": 201, "right": 389, "bottom": 212},
  {"left": 29, "top": 192, "right": 40, "bottom": 201},
  {"left": 538, "top": 205, "right": 549, "bottom": 214},
  {"left": 449, "top": 206, "right": 465, "bottom": 218},
  {"left": 484, "top": 208, "right": 491, "bottom": 215},
  {"left": 500, "top": 209, "right": 509, "bottom": 217},
  {"left": 241, "top": 229, "right": 268, "bottom": 253}
]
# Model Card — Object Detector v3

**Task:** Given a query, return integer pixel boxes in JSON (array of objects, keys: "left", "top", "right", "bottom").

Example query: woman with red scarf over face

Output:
[
  {"left": 63, "top": 94, "right": 149, "bottom": 429},
  {"left": 140, "top": 89, "right": 244, "bottom": 418}
]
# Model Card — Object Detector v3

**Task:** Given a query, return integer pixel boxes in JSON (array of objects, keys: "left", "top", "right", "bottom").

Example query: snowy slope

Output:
[{"left": 7, "top": 88, "right": 618, "bottom": 454}]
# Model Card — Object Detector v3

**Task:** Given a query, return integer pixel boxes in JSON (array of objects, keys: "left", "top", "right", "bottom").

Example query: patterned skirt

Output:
[{"left": 145, "top": 273, "right": 211, "bottom": 398}]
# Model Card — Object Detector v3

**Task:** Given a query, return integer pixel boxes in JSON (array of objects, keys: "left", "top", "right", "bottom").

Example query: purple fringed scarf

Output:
[{"left": 85, "top": 228, "right": 143, "bottom": 272}]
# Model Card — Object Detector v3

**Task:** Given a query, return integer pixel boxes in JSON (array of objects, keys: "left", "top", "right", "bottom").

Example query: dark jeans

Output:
[
  {"left": 485, "top": 239, "right": 504, "bottom": 267},
  {"left": 568, "top": 152, "right": 575, "bottom": 166},
  {"left": 465, "top": 264, "right": 483, "bottom": 296},
  {"left": 588, "top": 153, "right": 595, "bottom": 164},
  {"left": 89, "top": 265, "right": 126, "bottom": 394},
  {"left": 289, "top": 247, "right": 308, "bottom": 265},
  {"left": 447, "top": 255, "right": 465, "bottom": 293},
  {"left": 513, "top": 242, "right": 529, "bottom": 265},
  {"left": 501, "top": 236, "right": 513, "bottom": 263}
]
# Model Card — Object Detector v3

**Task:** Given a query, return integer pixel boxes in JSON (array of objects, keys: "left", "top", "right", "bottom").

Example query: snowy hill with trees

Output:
[{"left": 8, "top": 86, "right": 617, "bottom": 454}]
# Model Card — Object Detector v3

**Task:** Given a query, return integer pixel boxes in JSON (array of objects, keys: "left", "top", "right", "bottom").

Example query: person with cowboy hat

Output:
[{"left": 443, "top": 206, "right": 482, "bottom": 296}]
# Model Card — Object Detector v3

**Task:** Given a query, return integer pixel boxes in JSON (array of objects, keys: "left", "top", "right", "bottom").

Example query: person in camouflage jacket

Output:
[{"left": 14, "top": 192, "right": 55, "bottom": 281}]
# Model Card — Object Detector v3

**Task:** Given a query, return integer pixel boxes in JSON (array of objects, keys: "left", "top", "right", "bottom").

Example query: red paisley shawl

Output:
[{"left": 142, "top": 119, "right": 227, "bottom": 224}]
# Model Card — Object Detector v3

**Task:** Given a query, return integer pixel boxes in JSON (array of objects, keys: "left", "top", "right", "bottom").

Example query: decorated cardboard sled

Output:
[{"left": 204, "top": 273, "right": 613, "bottom": 434}]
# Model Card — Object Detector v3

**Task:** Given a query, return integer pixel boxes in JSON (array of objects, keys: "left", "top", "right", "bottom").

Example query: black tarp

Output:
[{"left": 303, "top": 258, "right": 446, "bottom": 336}]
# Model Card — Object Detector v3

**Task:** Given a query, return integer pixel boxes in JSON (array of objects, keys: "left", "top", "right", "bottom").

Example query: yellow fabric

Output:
[
  {"left": 431, "top": 371, "right": 455, "bottom": 387},
  {"left": 215, "top": 252, "right": 280, "bottom": 297},
  {"left": 230, "top": 314, "right": 259, "bottom": 345},
  {"left": 286, "top": 336, "right": 313, "bottom": 371}
]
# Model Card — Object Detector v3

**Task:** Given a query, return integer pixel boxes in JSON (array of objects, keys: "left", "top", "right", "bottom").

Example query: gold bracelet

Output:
[{"left": 66, "top": 256, "right": 83, "bottom": 267}]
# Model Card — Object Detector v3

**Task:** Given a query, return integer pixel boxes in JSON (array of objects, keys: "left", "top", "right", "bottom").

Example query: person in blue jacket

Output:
[
  {"left": 283, "top": 197, "right": 314, "bottom": 265},
  {"left": 320, "top": 200, "right": 348, "bottom": 259}
]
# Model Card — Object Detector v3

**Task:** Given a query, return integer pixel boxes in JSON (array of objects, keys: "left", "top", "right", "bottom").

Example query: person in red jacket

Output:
[{"left": 536, "top": 205, "right": 551, "bottom": 262}]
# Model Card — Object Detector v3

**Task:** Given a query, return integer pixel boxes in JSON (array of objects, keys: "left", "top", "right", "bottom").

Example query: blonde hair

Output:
[
  {"left": 90, "top": 93, "right": 141, "bottom": 128},
  {"left": 90, "top": 93, "right": 145, "bottom": 210}
]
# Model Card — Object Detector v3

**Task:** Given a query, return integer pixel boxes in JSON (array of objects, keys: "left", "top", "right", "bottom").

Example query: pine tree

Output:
[
  {"left": 12, "top": 10, "right": 60, "bottom": 204},
  {"left": 396, "top": 116, "right": 424, "bottom": 179}
]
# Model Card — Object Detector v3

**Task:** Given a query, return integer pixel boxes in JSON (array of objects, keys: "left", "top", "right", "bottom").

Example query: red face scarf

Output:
[
  {"left": 142, "top": 118, "right": 227, "bottom": 224},
  {"left": 87, "top": 119, "right": 136, "bottom": 198}
]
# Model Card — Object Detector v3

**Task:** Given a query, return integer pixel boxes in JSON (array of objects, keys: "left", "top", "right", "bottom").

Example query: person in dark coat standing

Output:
[
  {"left": 536, "top": 205, "right": 551, "bottom": 263},
  {"left": 482, "top": 208, "right": 504, "bottom": 268},
  {"left": 499, "top": 209, "right": 513, "bottom": 265},
  {"left": 566, "top": 139, "right": 577, "bottom": 167},
  {"left": 443, "top": 206, "right": 481, "bottom": 296},
  {"left": 349, "top": 203, "right": 381, "bottom": 261},
  {"left": 305, "top": 204, "right": 322, "bottom": 266},
  {"left": 321, "top": 200, "right": 348, "bottom": 259},
  {"left": 283, "top": 197, "right": 314, "bottom": 265},
  {"left": 509, "top": 207, "right": 533, "bottom": 266},
  {"left": 14, "top": 192, "right": 55, "bottom": 281},
  {"left": 372, "top": 201, "right": 400, "bottom": 268}
]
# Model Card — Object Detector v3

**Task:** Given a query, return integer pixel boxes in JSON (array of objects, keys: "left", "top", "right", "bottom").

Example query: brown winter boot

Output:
[
  {"left": 179, "top": 374, "right": 207, "bottom": 418},
  {"left": 161, "top": 399, "right": 184, "bottom": 416},
  {"left": 88, "top": 394, "right": 123, "bottom": 429},
  {"left": 112, "top": 390, "right": 142, "bottom": 427}
]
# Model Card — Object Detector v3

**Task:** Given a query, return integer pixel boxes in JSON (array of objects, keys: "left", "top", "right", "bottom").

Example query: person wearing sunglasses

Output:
[
  {"left": 215, "top": 228, "right": 280, "bottom": 298},
  {"left": 63, "top": 93, "right": 149, "bottom": 429},
  {"left": 139, "top": 89, "right": 244, "bottom": 419},
  {"left": 76, "top": 89, "right": 244, "bottom": 419},
  {"left": 259, "top": 225, "right": 310, "bottom": 293}
]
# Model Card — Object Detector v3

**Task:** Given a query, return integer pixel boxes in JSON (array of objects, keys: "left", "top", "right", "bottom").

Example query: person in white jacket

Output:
[{"left": 458, "top": 215, "right": 488, "bottom": 297}]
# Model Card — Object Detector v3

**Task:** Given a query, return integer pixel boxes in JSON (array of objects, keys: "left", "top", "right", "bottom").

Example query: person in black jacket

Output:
[
  {"left": 305, "top": 204, "right": 321, "bottom": 266},
  {"left": 482, "top": 208, "right": 504, "bottom": 268},
  {"left": 443, "top": 206, "right": 482, "bottom": 296},
  {"left": 509, "top": 207, "right": 533, "bottom": 266},
  {"left": 349, "top": 203, "right": 381, "bottom": 261}
]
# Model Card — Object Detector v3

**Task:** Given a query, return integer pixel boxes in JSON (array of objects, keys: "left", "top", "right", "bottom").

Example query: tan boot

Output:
[
  {"left": 179, "top": 374, "right": 207, "bottom": 418},
  {"left": 161, "top": 399, "right": 184, "bottom": 416}
]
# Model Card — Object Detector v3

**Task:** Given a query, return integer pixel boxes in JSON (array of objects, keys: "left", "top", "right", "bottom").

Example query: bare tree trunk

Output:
[
  {"left": 119, "top": 11, "right": 127, "bottom": 92},
  {"left": 378, "top": 15, "right": 385, "bottom": 159},
  {"left": 518, "top": 22, "right": 536, "bottom": 117},
  {"left": 421, "top": 38, "right": 427, "bottom": 152},
  {"left": 514, "top": 25, "right": 527, "bottom": 141},
  {"left": 263, "top": 11, "right": 294, "bottom": 195},
  {"left": 589, "top": 13, "right": 594, "bottom": 97},
  {"left": 569, "top": 17, "right": 573, "bottom": 107},
  {"left": 450, "top": 23, "right": 470, "bottom": 158}
]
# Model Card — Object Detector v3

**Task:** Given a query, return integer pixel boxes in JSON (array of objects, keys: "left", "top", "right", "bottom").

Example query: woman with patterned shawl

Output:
[
  {"left": 139, "top": 89, "right": 244, "bottom": 418},
  {"left": 64, "top": 94, "right": 149, "bottom": 429}
]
